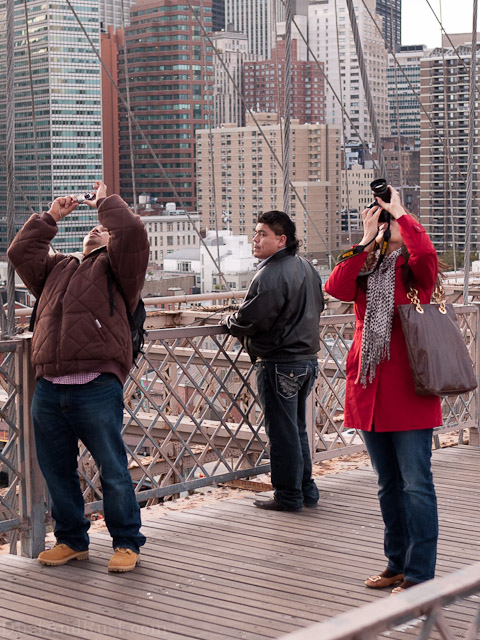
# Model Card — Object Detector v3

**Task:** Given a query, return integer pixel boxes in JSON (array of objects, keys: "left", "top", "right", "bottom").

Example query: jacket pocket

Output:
[{"left": 60, "top": 312, "right": 107, "bottom": 360}]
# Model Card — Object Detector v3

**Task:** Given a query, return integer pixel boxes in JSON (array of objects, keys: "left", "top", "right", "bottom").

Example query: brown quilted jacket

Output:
[{"left": 7, "top": 195, "right": 149, "bottom": 383}]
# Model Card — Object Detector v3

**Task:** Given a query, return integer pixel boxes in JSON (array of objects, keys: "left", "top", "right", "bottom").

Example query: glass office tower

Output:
[{"left": 0, "top": 1, "right": 103, "bottom": 255}]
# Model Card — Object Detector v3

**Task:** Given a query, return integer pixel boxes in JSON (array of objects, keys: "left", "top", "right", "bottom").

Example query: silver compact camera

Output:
[{"left": 76, "top": 193, "right": 96, "bottom": 204}]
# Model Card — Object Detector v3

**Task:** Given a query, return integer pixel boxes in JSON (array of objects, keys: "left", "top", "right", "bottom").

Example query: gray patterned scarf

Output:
[{"left": 358, "top": 246, "right": 403, "bottom": 387}]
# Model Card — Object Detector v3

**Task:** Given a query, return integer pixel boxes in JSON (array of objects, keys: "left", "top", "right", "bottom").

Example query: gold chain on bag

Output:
[{"left": 407, "top": 281, "right": 447, "bottom": 315}]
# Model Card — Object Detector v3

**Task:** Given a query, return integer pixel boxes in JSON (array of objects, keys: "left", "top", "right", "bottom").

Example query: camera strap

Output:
[
  {"left": 336, "top": 237, "right": 375, "bottom": 264},
  {"left": 337, "top": 214, "right": 391, "bottom": 272}
]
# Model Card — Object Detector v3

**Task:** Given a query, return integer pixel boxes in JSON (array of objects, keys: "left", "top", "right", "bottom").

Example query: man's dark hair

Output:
[{"left": 257, "top": 210, "right": 300, "bottom": 255}]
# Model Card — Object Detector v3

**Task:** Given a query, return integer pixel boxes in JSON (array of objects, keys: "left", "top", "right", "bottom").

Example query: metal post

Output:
[
  {"left": 306, "top": 379, "right": 316, "bottom": 461},
  {"left": 472, "top": 305, "right": 480, "bottom": 447},
  {"left": 20, "top": 338, "right": 46, "bottom": 557}
]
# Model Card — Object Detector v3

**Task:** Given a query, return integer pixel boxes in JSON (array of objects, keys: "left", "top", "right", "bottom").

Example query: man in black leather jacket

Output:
[{"left": 223, "top": 210, "right": 324, "bottom": 511}]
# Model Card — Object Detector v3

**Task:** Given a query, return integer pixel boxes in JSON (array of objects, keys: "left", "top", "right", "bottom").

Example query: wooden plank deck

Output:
[{"left": 0, "top": 445, "right": 479, "bottom": 640}]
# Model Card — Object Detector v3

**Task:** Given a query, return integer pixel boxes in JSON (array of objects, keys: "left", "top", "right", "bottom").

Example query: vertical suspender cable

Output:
[
  {"left": 23, "top": 0, "right": 42, "bottom": 214},
  {"left": 334, "top": 0, "right": 352, "bottom": 244},
  {"left": 390, "top": 0, "right": 404, "bottom": 198},
  {"left": 463, "top": 0, "right": 477, "bottom": 303},
  {"left": 439, "top": 0, "right": 456, "bottom": 271},
  {"left": 121, "top": 0, "right": 137, "bottom": 210},
  {"left": 345, "top": 0, "right": 387, "bottom": 179},
  {"left": 206, "top": 30, "right": 223, "bottom": 288},
  {"left": 65, "top": 0, "right": 233, "bottom": 292},
  {"left": 5, "top": 0, "right": 16, "bottom": 337},
  {"left": 282, "top": 0, "right": 292, "bottom": 214}
]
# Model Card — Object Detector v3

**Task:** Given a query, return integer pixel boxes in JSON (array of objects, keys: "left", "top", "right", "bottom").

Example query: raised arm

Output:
[
  {"left": 7, "top": 196, "right": 78, "bottom": 297},
  {"left": 98, "top": 195, "right": 149, "bottom": 313}
]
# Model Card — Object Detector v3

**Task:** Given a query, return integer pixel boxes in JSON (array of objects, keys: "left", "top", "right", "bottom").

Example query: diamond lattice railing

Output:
[
  {"left": 77, "top": 326, "right": 270, "bottom": 510},
  {"left": 0, "top": 341, "right": 24, "bottom": 544},
  {"left": 74, "top": 307, "right": 479, "bottom": 509}
]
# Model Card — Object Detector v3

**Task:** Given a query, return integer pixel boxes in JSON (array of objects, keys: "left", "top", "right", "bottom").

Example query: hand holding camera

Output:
[
  {"left": 79, "top": 180, "right": 108, "bottom": 208},
  {"left": 370, "top": 179, "right": 405, "bottom": 221},
  {"left": 48, "top": 195, "right": 79, "bottom": 223}
]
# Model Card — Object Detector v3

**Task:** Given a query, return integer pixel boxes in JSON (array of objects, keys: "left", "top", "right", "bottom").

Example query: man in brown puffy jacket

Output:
[{"left": 7, "top": 180, "right": 149, "bottom": 572}]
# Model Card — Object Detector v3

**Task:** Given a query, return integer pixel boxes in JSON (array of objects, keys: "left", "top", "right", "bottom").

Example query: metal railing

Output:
[
  {"left": 0, "top": 305, "right": 479, "bottom": 555},
  {"left": 0, "top": 337, "right": 43, "bottom": 557},
  {"left": 79, "top": 325, "right": 269, "bottom": 513},
  {"left": 278, "top": 561, "right": 480, "bottom": 640},
  {"left": 313, "top": 305, "right": 480, "bottom": 460}
]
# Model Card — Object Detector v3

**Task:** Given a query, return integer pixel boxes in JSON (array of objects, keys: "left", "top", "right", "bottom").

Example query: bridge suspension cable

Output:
[
  {"left": 463, "top": 0, "right": 478, "bottom": 302},
  {"left": 64, "top": 0, "right": 234, "bottom": 292}
]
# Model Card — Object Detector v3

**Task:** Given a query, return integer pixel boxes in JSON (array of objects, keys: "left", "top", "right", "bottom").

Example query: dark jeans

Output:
[
  {"left": 363, "top": 428, "right": 438, "bottom": 583},
  {"left": 256, "top": 358, "right": 319, "bottom": 510},
  {"left": 31, "top": 374, "right": 146, "bottom": 553}
]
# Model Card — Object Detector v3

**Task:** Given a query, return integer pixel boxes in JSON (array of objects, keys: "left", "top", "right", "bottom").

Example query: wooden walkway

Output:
[{"left": 1, "top": 445, "right": 480, "bottom": 640}]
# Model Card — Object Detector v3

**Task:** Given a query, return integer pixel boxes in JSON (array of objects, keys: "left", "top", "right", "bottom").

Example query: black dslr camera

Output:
[{"left": 369, "top": 178, "right": 391, "bottom": 222}]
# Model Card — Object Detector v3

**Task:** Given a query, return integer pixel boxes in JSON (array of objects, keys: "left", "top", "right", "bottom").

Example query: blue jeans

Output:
[
  {"left": 256, "top": 359, "right": 319, "bottom": 510},
  {"left": 31, "top": 374, "right": 146, "bottom": 553},
  {"left": 363, "top": 428, "right": 438, "bottom": 583}
]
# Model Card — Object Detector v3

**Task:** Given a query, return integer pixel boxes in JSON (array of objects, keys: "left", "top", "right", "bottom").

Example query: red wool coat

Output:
[{"left": 325, "top": 215, "right": 442, "bottom": 432}]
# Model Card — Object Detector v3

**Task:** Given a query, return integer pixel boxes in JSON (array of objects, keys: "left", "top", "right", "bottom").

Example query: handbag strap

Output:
[{"left": 407, "top": 279, "right": 447, "bottom": 315}]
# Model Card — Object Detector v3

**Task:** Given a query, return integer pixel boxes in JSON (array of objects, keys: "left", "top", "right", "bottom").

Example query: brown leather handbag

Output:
[{"left": 397, "top": 285, "right": 478, "bottom": 396}]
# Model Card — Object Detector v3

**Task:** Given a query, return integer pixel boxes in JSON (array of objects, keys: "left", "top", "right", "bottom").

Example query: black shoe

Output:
[
  {"left": 253, "top": 498, "right": 302, "bottom": 512},
  {"left": 303, "top": 501, "right": 318, "bottom": 508}
]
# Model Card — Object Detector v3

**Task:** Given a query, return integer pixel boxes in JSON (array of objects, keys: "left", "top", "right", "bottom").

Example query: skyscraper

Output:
[
  {"left": 211, "top": 30, "right": 253, "bottom": 127},
  {"left": 420, "top": 43, "right": 480, "bottom": 253},
  {"left": 225, "top": 0, "right": 284, "bottom": 58},
  {"left": 100, "top": 0, "right": 137, "bottom": 30},
  {"left": 196, "top": 113, "right": 342, "bottom": 263},
  {"left": 243, "top": 39, "right": 325, "bottom": 125},
  {"left": 117, "top": 0, "right": 214, "bottom": 210},
  {"left": 387, "top": 45, "right": 426, "bottom": 146},
  {"left": 212, "top": 0, "right": 226, "bottom": 32},
  {"left": 0, "top": 0, "right": 103, "bottom": 255},
  {"left": 375, "top": 0, "right": 401, "bottom": 52},
  {"left": 308, "top": 0, "right": 390, "bottom": 143}
]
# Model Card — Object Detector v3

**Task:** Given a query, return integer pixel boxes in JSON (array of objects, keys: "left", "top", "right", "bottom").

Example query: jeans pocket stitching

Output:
[{"left": 275, "top": 367, "right": 308, "bottom": 399}]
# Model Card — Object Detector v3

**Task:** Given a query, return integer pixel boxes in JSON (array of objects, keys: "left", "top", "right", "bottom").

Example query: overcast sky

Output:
[{"left": 402, "top": 0, "right": 479, "bottom": 48}]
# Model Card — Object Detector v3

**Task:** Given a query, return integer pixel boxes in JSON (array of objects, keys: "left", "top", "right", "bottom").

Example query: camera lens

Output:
[{"left": 370, "top": 178, "right": 391, "bottom": 203}]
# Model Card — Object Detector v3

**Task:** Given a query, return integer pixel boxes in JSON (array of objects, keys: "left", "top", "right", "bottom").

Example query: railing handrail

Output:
[{"left": 278, "top": 561, "right": 480, "bottom": 640}]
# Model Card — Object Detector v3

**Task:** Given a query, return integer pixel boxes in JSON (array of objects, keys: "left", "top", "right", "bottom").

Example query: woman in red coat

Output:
[{"left": 325, "top": 186, "right": 441, "bottom": 594}]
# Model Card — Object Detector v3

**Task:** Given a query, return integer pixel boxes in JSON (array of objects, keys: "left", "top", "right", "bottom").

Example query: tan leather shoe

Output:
[
  {"left": 37, "top": 543, "right": 89, "bottom": 566},
  {"left": 391, "top": 579, "right": 418, "bottom": 594},
  {"left": 108, "top": 548, "right": 140, "bottom": 573},
  {"left": 365, "top": 571, "right": 403, "bottom": 588}
]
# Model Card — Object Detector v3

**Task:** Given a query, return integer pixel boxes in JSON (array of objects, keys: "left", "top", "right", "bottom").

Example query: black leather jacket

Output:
[{"left": 225, "top": 249, "right": 324, "bottom": 362}]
